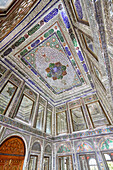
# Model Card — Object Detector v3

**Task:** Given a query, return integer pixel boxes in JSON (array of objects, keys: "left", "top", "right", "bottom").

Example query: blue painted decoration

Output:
[
  {"left": 31, "top": 39, "right": 40, "bottom": 47},
  {"left": 75, "top": 0, "right": 83, "bottom": 19},
  {"left": 61, "top": 11, "right": 70, "bottom": 29},
  {"left": 83, "top": 63, "right": 88, "bottom": 72},
  {"left": 4, "top": 58, "right": 15, "bottom": 67},
  {"left": 65, "top": 47, "right": 71, "bottom": 56},
  {"left": 44, "top": 8, "right": 58, "bottom": 22},
  {"left": 77, "top": 69, "right": 81, "bottom": 75},
  {"left": 77, "top": 50, "right": 84, "bottom": 61},
  {"left": 31, "top": 68, "right": 38, "bottom": 75},
  {"left": 3, "top": 48, "right": 12, "bottom": 56},
  {"left": 28, "top": 79, "right": 35, "bottom": 85}
]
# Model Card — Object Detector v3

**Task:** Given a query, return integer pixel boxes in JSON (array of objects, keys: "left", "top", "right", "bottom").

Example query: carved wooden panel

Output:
[
  {"left": 0, "top": 155, "right": 24, "bottom": 170},
  {"left": 0, "top": 136, "right": 25, "bottom": 156},
  {"left": 0, "top": 136, "right": 25, "bottom": 170}
]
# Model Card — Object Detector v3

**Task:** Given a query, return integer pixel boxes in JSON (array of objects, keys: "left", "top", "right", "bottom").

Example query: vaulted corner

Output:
[{"left": 0, "top": 0, "right": 113, "bottom": 169}]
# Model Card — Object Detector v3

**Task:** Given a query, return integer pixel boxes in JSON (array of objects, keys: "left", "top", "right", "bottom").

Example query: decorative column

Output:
[
  {"left": 31, "top": 93, "right": 40, "bottom": 127},
  {"left": 24, "top": 135, "right": 32, "bottom": 170},
  {"left": 52, "top": 106, "right": 55, "bottom": 136},
  {"left": 92, "top": 138, "right": 106, "bottom": 170},
  {"left": 72, "top": 140, "right": 77, "bottom": 170},
  {"left": 52, "top": 143, "right": 56, "bottom": 170},
  {"left": 43, "top": 100, "right": 47, "bottom": 133},
  {"left": 80, "top": 98, "right": 93, "bottom": 129},
  {"left": 8, "top": 81, "right": 25, "bottom": 118},
  {"left": 66, "top": 102, "right": 72, "bottom": 133},
  {"left": 40, "top": 139, "right": 44, "bottom": 170}
]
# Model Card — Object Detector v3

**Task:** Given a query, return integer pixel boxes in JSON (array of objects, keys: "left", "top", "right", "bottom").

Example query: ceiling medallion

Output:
[{"left": 45, "top": 62, "right": 67, "bottom": 80}]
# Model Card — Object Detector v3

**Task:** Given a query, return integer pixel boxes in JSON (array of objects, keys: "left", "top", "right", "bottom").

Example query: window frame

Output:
[
  {"left": 44, "top": 156, "right": 50, "bottom": 170},
  {"left": 45, "top": 108, "right": 52, "bottom": 135},
  {"left": 71, "top": 0, "right": 89, "bottom": 26},
  {"left": 35, "top": 102, "right": 45, "bottom": 131},
  {"left": 70, "top": 105, "right": 87, "bottom": 132},
  {"left": 79, "top": 153, "right": 99, "bottom": 170},
  {"left": 16, "top": 94, "right": 35, "bottom": 123},
  {"left": 58, "top": 155, "right": 73, "bottom": 170},
  {"left": 28, "top": 155, "right": 38, "bottom": 170},
  {"left": 56, "top": 111, "right": 68, "bottom": 135},
  {"left": 101, "top": 151, "right": 113, "bottom": 170},
  {"left": 0, "top": 80, "right": 17, "bottom": 115},
  {"left": 86, "top": 100, "right": 110, "bottom": 128}
]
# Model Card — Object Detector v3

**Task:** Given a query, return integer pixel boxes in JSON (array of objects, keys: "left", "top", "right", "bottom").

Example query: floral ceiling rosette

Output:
[{"left": 45, "top": 62, "right": 67, "bottom": 80}]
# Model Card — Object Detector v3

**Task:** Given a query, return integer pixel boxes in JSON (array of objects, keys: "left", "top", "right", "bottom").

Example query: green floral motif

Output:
[
  {"left": 44, "top": 29, "right": 54, "bottom": 38},
  {"left": 57, "top": 145, "right": 70, "bottom": 153},
  {"left": 20, "top": 49, "right": 28, "bottom": 56},
  {"left": 101, "top": 139, "right": 113, "bottom": 150},
  {"left": 14, "top": 37, "right": 25, "bottom": 47},
  {"left": 28, "top": 24, "right": 40, "bottom": 35}
]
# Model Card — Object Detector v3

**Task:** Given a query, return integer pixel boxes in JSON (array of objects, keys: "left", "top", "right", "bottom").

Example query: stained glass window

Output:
[
  {"left": 0, "top": 81, "right": 17, "bottom": 115},
  {"left": 56, "top": 111, "right": 68, "bottom": 135},
  {"left": 79, "top": 154, "right": 99, "bottom": 170},
  {"left": 86, "top": 101, "right": 110, "bottom": 127},
  {"left": 16, "top": 95, "right": 34, "bottom": 122},
  {"left": 71, "top": 106, "right": 87, "bottom": 131},
  {"left": 104, "top": 153, "right": 113, "bottom": 169},
  {"left": 89, "top": 158, "right": 98, "bottom": 170},
  {"left": 79, "top": 155, "right": 88, "bottom": 170}
]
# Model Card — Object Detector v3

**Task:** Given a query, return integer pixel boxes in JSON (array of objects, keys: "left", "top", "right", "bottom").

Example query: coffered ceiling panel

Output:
[{"left": 0, "top": 0, "right": 94, "bottom": 104}]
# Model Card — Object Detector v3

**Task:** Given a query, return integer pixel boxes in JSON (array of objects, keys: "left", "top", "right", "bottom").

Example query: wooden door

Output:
[{"left": 0, "top": 136, "right": 25, "bottom": 170}]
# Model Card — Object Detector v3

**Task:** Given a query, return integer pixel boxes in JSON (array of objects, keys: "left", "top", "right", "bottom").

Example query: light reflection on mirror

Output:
[
  {"left": 0, "top": 81, "right": 17, "bottom": 115},
  {"left": 56, "top": 111, "right": 68, "bottom": 135},
  {"left": 16, "top": 95, "right": 34, "bottom": 122}
]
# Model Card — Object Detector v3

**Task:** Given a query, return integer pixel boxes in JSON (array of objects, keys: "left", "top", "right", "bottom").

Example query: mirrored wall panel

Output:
[
  {"left": 36, "top": 104, "right": 45, "bottom": 131},
  {"left": 86, "top": 101, "right": 110, "bottom": 127},
  {"left": 0, "top": 81, "right": 17, "bottom": 114},
  {"left": 56, "top": 111, "right": 68, "bottom": 135},
  {"left": 70, "top": 106, "right": 87, "bottom": 131},
  {"left": 46, "top": 109, "right": 52, "bottom": 135},
  {"left": 16, "top": 95, "right": 34, "bottom": 122},
  {"left": 28, "top": 155, "right": 38, "bottom": 170}
]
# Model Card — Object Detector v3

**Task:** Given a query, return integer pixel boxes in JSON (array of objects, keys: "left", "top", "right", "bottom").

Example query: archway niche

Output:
[
  {"left": 31, "top": 141, "right": 41, "bottom": 152},
  {"left": 0, "top": 136, "right": 25, "bottom": 169}
]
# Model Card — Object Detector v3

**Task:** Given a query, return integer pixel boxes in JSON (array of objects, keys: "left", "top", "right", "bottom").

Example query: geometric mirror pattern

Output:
[
  {"left": 2, "top": 2, "right": 93, "bottom": 98},
  {"left": 16, "top": 22, "right": 85, "bottom": 94}
]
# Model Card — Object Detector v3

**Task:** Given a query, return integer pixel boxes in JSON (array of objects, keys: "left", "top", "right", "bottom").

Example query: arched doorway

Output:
[{"left": 0, "top": 136, "right": 25, "bottom": 170}]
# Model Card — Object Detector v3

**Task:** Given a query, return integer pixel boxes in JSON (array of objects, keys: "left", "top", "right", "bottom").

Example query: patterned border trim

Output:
[
  {"left": 53, "top": 126, "right": 113, "bottom": 141},
  {"left": 0, "top": 115, "right": 53, "bottom": 140}
]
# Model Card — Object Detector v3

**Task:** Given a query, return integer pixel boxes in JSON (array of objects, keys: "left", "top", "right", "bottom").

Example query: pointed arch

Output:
[{"left": 76, "top": 141, "right": 93, "bottom": 152}]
